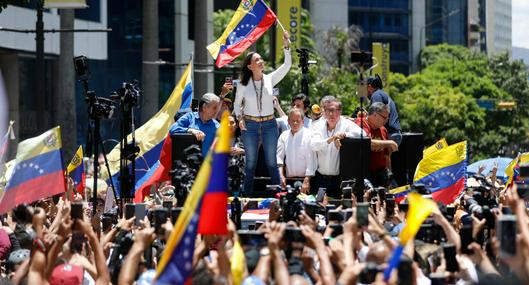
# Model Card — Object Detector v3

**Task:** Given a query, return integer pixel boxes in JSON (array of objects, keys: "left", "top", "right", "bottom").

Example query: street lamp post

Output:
[{"left": 419, "top": 9, "right": 461, "bottom": 72}]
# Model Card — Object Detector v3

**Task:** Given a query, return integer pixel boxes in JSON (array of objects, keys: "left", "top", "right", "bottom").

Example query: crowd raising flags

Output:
[{"left": 0, "top": 126, "right": 66, "bottom": 214}]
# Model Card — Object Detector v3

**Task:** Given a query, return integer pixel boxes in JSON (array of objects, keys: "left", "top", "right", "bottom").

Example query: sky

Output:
[{"left": 512, "top": 0, "right": 529, "bottom": 48}]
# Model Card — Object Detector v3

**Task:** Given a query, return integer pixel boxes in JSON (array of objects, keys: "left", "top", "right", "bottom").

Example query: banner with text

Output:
[
  {"left": 275, "top": 0, "right": 301, "bottom": 64},
  {"left": 372, "top": 42, "right": 390, "bottom": 87}
]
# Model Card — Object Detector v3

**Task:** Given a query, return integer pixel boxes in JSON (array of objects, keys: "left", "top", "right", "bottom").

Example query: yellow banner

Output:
[
  {"left": 275, "top": 0, "right": 301, "bottom": 64},
  {"left": 372, "top": 42, "right": 390, "bottom": 86},
  {"left": 44, "top": 0, "right": 87, "bottom": 8}
]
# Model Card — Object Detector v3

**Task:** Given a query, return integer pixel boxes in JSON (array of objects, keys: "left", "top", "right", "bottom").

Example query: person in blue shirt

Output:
[
  {"left": 169, "top": 93, "right": 220, "bottom": 156},
  {"left": 367, "top": 75, "right": 402, "bottom": 146}
]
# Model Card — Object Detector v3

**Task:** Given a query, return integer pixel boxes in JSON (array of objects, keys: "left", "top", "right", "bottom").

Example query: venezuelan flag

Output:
[
  {"left": 389, "top": 185, "right": 411, "bottom": 204},
  {"left": 0, "top": 127, "right": 66, "bottom": 214},
  {"left": 67, "top": 146, "right": 85, "bottom": 196},
  {"left": 207, "top": 0, "right": 277, "bottom": 68},
  {"left": 104, "top": 61, "right": 193, "bottom": 198},
  {"left": 423, "top": 138, "right": 448, "bottom": 158},
  {"left": 414, "top": 141, "right": 467, "bottom": 205},
  {"left": 155, "top": 112, "right": 232, "bottom": 284}
]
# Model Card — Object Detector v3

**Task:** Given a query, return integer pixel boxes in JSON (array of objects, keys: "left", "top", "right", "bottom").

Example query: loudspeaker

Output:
[
  {"left": 170, "top": 134, "right": 202, "bottom": 162},
  {"left": 339, "top": 137, "right": 371, "bottom": 181},
  {"left": 391, "top": 133, "right": 423, "bottom": 186}
]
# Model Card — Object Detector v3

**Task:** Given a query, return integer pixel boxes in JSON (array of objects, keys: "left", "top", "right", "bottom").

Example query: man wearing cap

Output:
[
  {"left": 311, "top": 104, "right": 322, "bottom": 122},
  {"left": 277, "top": 108, "right": 317, "bottom": 193},
  {"left": 169, "top": 93, "right": 220, "bottom": 156},
  {"left": 367, "top": 75, "right": 402, "bottom": 145}
]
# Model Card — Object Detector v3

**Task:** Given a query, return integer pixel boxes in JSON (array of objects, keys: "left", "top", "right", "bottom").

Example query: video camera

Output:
[{"left": 281, "top": 182, "right": 305, "bottom": 223}]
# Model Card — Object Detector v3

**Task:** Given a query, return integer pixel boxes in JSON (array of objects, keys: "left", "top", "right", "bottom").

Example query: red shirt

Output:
[{"left": 354, "top": 118, "right": 389, "bottom": 171}]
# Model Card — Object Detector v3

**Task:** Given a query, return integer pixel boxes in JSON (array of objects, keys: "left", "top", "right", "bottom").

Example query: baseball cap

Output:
[
  {"left": 49, "top": 263, "right": 83, "bottom": 285},
  {"left": 311, "top": 104, "right": 321, "bottom": 114}
]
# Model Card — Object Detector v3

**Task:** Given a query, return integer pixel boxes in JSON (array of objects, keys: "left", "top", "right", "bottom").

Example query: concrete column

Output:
[
  {"left": 0, "top": 54, "right": 20, "bottom": 159},
  {"left": 175, "top": 0, "right": 190, "bottom": 85},
  {"left": 142, "top": 0, "right": 159, "bottom": 122},
  {"left": 412, "top": 0, "right": 426, "bottom": 73},
  {"left": 194, "top": 0, "right": 209, "bottom": 99},
  {"left": 57, "top": 10, "right": 77, "bottom": 160}
]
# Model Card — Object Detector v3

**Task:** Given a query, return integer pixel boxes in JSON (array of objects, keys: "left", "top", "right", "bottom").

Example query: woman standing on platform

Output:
[{"left": 234, "top": 31, "right": 291, "bottom": 195}]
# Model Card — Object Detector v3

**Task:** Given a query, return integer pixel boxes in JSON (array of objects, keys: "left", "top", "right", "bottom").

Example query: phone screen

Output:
[
  {"left": 499, "top": 215, "right": 517, "bottom": 257},
  {"left": 134, "top": 203, "right": 146, "bottom": 226},
  {"left": 71, "top": 202, "right": 84, "bottom": 220},
  {"left": 443, "top": 243, "right": 459, "bottom": 272},
  {"left": 460, "top": 224, "right": 474, "bottom": 254},
  {"left": 316, "top": 188, "right": 326, "bottom": 203},
  {"left": 125, "top": 203, "right": 135, "bottom": 219},
  {"left": 357, "top": 202, "right": 369, "bottom": 227}
]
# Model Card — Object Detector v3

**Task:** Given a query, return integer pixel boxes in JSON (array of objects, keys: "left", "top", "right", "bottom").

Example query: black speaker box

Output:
[{"left": 391, "top": 132, "right": 423, "bottom": 186}]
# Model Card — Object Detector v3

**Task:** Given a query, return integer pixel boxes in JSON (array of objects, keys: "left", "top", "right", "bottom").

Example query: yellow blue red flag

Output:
[
  {"left": 0, "top": 126, "right": 66, "bottom": 214},
  {"left": 67, "top": 145, "right": 85, "bottom": 196},
  {"left": 154, "top": 112, "right": 232, "bottom": 284},
  {"left": 414, "top": 141, "right": 467, "bottom": 205},
  {"left": 423, "top": 138, "right": 448, "bottom": 158},
  {"left": 207, "top": 0, "right": 277, "bottom": 68}
]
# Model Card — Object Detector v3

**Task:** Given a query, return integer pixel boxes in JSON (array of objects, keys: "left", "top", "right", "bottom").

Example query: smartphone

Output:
[
  {"left": 442, "top": 243, "right": 459, "bottom": 272},
  {"left": 238, "top": 230, "right": 267, "bottom": 247},
  {"left": 327, "top": 210, "right": 344, "bottom": 223},
  {"left": 283, "top": 227, "right": 306, "bottom": 242},
  {"left": 498, "top": 215, "right": 517, "bottom": 258},
  {"left": 385, "top": 197, "right": 396, "bottom": 217},
  {"left": 519, "top": 165, "right": 529, "bottom": 178},
  {"left": 516, "top": 182, "right": 529, "bottom": 200},
  {"left": 342, "top": 186, "right": 352, "bottom": 199},
  {"left": 343, "top": 209, "right": 353, "bottom": 221},
  {"left": 162, "top": 201, "right": 173, "bottom": 210},
  {"left": 316, "top": 188, "right": 326, "bottom": 203},
  {"left": 71, "top": 202, "right": 84, "bottom": 220},
  {"left": 304, "top": 203, "right": 319, "bottom": 220},
  {"left": 340, "top": 180, "right": 354, "bottom": 189},
  {"left": 460, "top": 224, "right": 474, "bottom": 254},
  {"left": 482, "top": 206, "right": 495, "bottom": 229},
  {"left": 101, "top": 215, "right": 113, "bottom": 232},
  {"left": 134, "top": 203, "right": 146, "bottom": 226},
  {"left": 171, "top": 207, "right": 183, "bottom": 224},
  {"left": 376, "top": 187, "right": 386, "bottom": 201},
  {"left": 329, "top": 224, "right": 343, "bottom": 238},
  {"left": 397, "top": 256, "right": 414, "bottom": 285},
  {"left": 225, "top": 76, "right": 232, "bottom": 84},
  {"left": 153, "top": 208, "right": 169, "bottom": 234},
  {"left": 125, "top": 203, "right": 135, "bottom": 219},
  {"left": 341, "top": 199, "right": 353, "bottom": 209},
  {"left": 357, "top": 202, "right": 369, "bottom": 227}
]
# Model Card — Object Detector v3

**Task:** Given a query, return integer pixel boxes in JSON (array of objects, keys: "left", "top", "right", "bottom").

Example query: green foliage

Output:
[{"left": 391, "top": 44, "right": 529, "bottom": 160}]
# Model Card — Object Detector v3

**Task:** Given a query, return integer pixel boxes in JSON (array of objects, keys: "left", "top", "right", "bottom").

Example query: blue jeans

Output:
[{"left": 241, "top": 119, "right": 280, "bottom": 194}]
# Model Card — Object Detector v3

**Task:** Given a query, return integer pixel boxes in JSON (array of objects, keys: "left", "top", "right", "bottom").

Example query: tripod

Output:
[{"left": 74, "top": 56, "right": 120, "bottom": 216}]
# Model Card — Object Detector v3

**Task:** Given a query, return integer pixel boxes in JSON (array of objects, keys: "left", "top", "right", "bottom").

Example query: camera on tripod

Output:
[
  {"left": 228, "top": 155, "right": 245, "bottom": 193},
  {"left": 111, "top": 80, "right": 141, "bottom": 107},
  {"left": 296, "top": 48, "right": 317, "bottom": 96},
  {"left": 170, "top": 145, "right": 203, "bottom": 206},
  {"left": 281, "top": 182, "right": 304, "bottom": 222}
]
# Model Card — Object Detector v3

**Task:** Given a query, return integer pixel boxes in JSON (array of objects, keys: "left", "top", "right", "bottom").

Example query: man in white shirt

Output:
[
  {"left": 277, "top": 108, "right": 317, "bottom": 194},
  {"left": 276, "top": 93, "right": 312, "bottom": 133},
  {"left": 310, "top": 96, "right": 365, "bottom": 197}
]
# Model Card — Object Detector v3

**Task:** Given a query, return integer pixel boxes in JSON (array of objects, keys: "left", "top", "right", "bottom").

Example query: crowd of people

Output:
[{"left": 0, "top": 168, "right": 527, "bottom": 285}]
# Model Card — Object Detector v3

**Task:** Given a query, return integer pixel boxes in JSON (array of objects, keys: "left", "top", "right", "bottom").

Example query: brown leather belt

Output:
[{"left": 243, "top": 114, "right": 274, "bottom": 122}]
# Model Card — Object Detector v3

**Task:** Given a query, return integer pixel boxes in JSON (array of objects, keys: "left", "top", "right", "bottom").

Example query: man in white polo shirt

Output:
[
  {"left": 277, "top": 108, "right": 316, "bottom": 194},
  {"left": 310, "top": 95, "right": 365, "bottom": 197}
]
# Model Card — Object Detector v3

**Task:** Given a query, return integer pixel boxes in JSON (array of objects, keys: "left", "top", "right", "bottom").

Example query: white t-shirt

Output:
[{"left": 277, "top": 127, "right": 317, "bottom": 177}]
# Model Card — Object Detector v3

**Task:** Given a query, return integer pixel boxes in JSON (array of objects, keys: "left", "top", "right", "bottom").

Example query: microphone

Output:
[{"left": 293, "top": 181, "right": 303, "bottom": 191}]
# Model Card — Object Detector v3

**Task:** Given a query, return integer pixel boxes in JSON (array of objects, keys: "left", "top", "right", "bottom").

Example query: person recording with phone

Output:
[
  {"left": 169, "top": 93, "right": 220, "bottom": 156},
  {"left": 233, "top": 31, "right": 292, "bottom": 195}
]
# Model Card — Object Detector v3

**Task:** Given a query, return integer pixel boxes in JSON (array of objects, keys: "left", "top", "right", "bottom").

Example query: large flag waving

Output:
[
  {"left": 104, "top": 61, "right": 193, "bottom": 197},
  {"left": 207, "top": 0, "right": 277, "bottom": 68},
  {"left": 414, "top": 141, "right": 467, "bottom": 205},
  {"left": 155, "top": 112, "right": 232, "bottom": 284},
  {"left": 423, "top": 138, "right": 448, "bottom": 158},
  {"left": 0, "top": 127, "right": 66, "bottom": 214}
]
